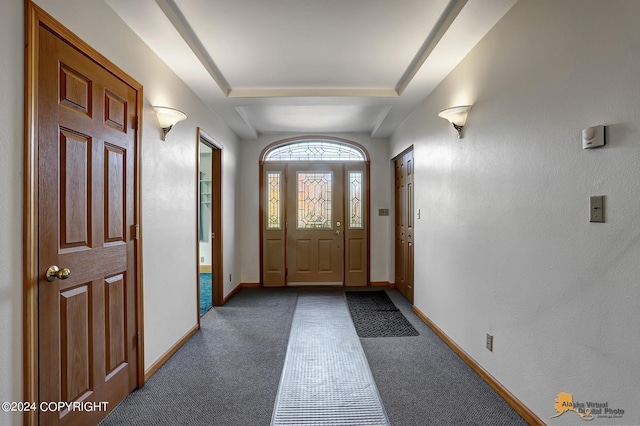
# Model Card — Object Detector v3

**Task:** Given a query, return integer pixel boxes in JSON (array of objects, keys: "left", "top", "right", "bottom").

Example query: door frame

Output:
[
  {"left": 23, "top": 4, "right": 145, "bottom": 424},
  {"left": 259, "top": 136, "right": 371, "bottom": 287},
  {"left": 196, "top": 128, "right": 223, "bottom": 320}
]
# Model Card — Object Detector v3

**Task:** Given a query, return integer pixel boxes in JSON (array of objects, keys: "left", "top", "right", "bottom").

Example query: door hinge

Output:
[
  {"left": 132, "top": 116, "right": 139, "bottom": 130},
  {"left": 136, "top": 332, "right": 140, "bottom": 347},
  {"left": 134, "top": 224, "right": 140, "bottom": 240}
]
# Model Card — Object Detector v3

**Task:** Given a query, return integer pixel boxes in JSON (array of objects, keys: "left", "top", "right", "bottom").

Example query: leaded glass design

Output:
[
  {"left": 297, "top": 172, "right": 332, "bottom": 229},
  {"left": 349, "top": 171, "right": 363, "bottom": 228},
  {"left": 266, "top": 171, "right": 281, "bottom": 229},
  {"left": 265, "top": 140, "right": 365, "bottom": 162}
]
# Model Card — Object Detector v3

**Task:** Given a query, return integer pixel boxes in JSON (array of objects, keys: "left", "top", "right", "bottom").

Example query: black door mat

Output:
[{"left": 345, "top": 291, "right": 419, "bottom": 338}]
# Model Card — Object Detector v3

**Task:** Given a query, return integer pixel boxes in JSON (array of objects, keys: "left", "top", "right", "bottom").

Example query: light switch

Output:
[{"left": 590, "top": 195, "right": 605, "bottom": 222}]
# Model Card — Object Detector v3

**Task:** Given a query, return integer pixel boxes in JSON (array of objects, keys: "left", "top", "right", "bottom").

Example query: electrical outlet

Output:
[{"left": 486, "top": 333, "right": 493, "bottom": 352}]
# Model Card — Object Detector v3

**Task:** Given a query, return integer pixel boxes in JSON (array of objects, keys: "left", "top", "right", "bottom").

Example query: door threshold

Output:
[{"left": 288, "top": 282, "right": 343, "bottom": 287}]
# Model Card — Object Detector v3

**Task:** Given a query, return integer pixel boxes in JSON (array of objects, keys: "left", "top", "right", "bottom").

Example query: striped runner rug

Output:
[{"left": 271, "top": 292, "right": 390, "bottom": 426}]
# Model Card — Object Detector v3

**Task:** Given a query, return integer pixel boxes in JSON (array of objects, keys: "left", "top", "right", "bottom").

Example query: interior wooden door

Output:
[
  {"left": 405, "top": 150, "right": 415, "bottom": 303},
  {"left": 210, "top": 147, "right": 223, "bottom": 306},
  {"left": 286, "top": 163, "right": 344, "bottom": 285},
  {"left": 394, "top": 148, "right": 414, "bottom": 302},
  {"left": 395, "top": 156, "right": 407, "bottom": 295},
  {"left": 37, "top": 25, "right": 139, "bottom": 425}
]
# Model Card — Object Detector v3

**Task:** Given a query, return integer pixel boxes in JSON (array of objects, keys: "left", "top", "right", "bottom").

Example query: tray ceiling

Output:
[{"left": 106, "top": 0, "right": 517, "bottom": 139}]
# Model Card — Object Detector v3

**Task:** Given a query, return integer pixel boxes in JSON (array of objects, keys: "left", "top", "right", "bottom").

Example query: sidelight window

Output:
[
  {"left": 348, "top": 171, "right": 363, "bottom": 229},
  {"left": 266, "top": 171, "right": 281, "bottom": 230}
]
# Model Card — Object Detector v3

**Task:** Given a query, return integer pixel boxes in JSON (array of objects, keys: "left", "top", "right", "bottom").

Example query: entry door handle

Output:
[
  {"left": 46, "top": 265, "right": 71, "bottom": 282},
  {"left": 333, "top": 230, "right": 341, "bottom": 236}
]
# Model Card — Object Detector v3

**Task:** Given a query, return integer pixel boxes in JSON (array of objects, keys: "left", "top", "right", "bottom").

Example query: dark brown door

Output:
[
  {"left": 210, "top": 147, "right": 223, "bottom": 306},
  {"left": 405, "top": 150, "right": 415, "bottom": 302},
  {"left": 38, "top": 25, "right": 138, "bottom": 425},
  {"left": 394, "top": 149, "right": 414, "bottom": 302},
  {"left": 286, "top": 163, "right": 344, "bottom": 284},
  {"left": 395, "top": 156, "right": 406, "bottom": 295}
]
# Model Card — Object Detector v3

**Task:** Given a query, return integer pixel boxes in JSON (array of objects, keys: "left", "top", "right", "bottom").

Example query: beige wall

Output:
[
  {"left": 391, "top": 0, "right": 640, "bottom": 423},
  {"left": 0, "top": 1, "right": 26, "bottom": 425}
]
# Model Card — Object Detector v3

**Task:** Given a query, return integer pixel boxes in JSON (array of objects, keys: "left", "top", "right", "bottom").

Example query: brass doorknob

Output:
[{"left": 46, "top": 265, "right": 71, "bottom": 282}]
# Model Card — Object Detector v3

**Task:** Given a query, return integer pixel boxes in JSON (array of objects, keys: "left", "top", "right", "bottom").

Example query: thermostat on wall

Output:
[{"left": 582, "top": 125, "right": 605, "bottom": 149}]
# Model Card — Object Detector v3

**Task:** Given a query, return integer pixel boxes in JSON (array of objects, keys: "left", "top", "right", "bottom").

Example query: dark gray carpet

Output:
[
  {"left": 100, "top": 287, "right": 526, "bottom": 426},
  {"left": 346, "top": 290, "right": 419, "bottom": 338},
  {"left": 100, "top": 288, "right": 297, "bottom": 426},
  {"left": 362, "top": 290, "right": 527, "bottom": 426}
]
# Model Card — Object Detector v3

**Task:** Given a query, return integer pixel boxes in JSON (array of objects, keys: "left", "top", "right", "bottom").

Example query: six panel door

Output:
[
  {"left": 38, "top": 25, "right": 138, "bottom": 425},
  {"left": 395, "top": 149, "right": 414, "bottom": 303}
]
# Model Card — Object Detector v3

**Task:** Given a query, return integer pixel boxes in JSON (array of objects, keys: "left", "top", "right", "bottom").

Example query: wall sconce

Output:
[
  {"left": 438, "top": 105, "right": 472, "bottom": 138},
  {"left": 154, "top": 106, "right": 187, "bottom": 141}
]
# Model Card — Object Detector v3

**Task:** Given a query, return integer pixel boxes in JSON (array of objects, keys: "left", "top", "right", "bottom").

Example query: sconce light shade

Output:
[
  {"left": 438, "top": 105, "right": 472, "bottom": 138},
  {"left": 154, "top": 106, "right": 187, "bottom": 141}
]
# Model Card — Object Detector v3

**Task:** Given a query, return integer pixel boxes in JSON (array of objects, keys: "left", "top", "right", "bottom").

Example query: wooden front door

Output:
[
  {"left": 260, "top": 143, "right": 368, "bottom": 288},
  {"left": 36, "top": 21, "right": 140, "bottom": 425},
  {"left": 286, "top": 163, "right": 344, "bottom": 285}
]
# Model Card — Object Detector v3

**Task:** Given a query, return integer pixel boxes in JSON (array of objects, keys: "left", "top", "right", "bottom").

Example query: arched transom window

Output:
[{"left": 264, "top": 139, "right": 366, "bottom": 162}]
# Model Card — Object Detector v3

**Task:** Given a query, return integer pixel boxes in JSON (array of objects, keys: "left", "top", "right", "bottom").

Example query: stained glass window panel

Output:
[
  {"left": 297, "top": 172, "right": 332, "bottom": 229},
  {"left": 266, "top": 171, "right": 281, "bottom": 229},
  {"left": 265, "top": 140, "right": 365, "bottom": 161},
  {"left": 349, "top": 171, "right": 363, "bottom": 228}
]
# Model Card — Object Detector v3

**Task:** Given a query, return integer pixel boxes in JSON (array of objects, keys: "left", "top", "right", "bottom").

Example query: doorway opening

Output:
[
  {"left": 259, "top": 137, "right": 370, "bottom": 287},
  {"left": 197, "top": 129, "right": 222, "bottom": 317}
]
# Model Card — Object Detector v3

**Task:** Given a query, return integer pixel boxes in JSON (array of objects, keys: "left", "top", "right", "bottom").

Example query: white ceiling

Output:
[{"left": 105, "top": 0, "right": 517, "bottom": 139}]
